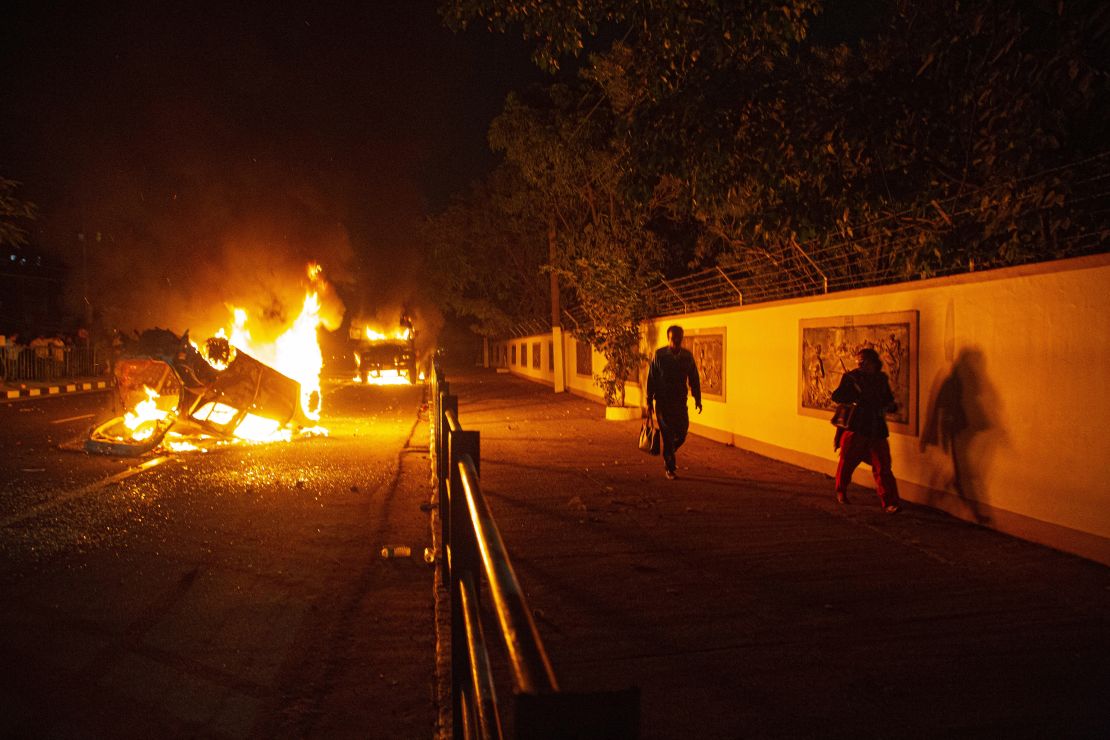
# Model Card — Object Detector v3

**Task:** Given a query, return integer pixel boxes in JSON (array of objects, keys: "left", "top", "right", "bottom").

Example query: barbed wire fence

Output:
[{"left": 519, "top": 152, "right": 1110, "bottom": 335}]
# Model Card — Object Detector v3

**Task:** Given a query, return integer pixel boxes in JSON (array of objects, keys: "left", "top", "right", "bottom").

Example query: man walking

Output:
[{"left": 647, "top": 325, "right": 702, "bottom": 479}]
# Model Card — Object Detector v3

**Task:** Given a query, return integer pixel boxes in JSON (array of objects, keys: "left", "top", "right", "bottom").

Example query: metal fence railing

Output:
[
  {"left": 1, "top": 346, "right": 106, "bottom": 384},
  {"left": 431, "top": 365, "right": 639, "bottom": 738},
  {"left": 505, "top": 153, "right": 1110, "bottom": 335},
  {"left": 506, "top": 318, "right": 550, "bottom": 338}
]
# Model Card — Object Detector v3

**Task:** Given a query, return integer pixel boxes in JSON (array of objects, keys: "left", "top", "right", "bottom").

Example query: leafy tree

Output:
[
  {"left": 848, "top": 0, "right": 1109, "bottom": 276},
  {"left": 489, "top": 85, "right": 669, "bottom": 405},
  {"left": 0, "top": 177, "right": 37, "bottom": 249},
  {"left": 444, "top": 0, "right": 1108, "bottom": 294},
  {"left": 422, "top": 163, "right": 550, "bottom": 337},
  {"left": 685, "top": 0, "right": 1110, "bottom": 284},
  {"left": 564, "top": 247, "right": 651, "bottom": 407},
  {"left": 440, "top": 0, "right": 817, "bottom": 78}
]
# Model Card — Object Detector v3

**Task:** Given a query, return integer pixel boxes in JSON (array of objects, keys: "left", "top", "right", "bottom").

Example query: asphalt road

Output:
[
  {"left": 446, "top": 370, "right": 1110, "bottom": 739},
  {"left": 0, "top": 380, "right": 437, "bottom": 738}
]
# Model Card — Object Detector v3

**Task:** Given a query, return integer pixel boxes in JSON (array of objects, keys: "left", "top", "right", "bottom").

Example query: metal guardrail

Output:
[{"left": 431, "top": 365, "right": 639, "bottom": 739}]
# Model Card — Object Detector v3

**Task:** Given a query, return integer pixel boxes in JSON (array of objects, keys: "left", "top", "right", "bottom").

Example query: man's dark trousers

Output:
[{"left": 656, "top": 402, "right": 690, "bottom": 473}]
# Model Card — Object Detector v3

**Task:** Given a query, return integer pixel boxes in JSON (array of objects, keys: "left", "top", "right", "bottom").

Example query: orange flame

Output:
[
  {"left": 123, "top": 386, "right": 171, "bottom": 441},
  {"left": 354, "top": 369, "right": 412, "bottom": 386},
  {"left": 275, "top": 291, "right": 324, "bottom": 420},
  {"left": 200, "top": 263, "right": 328, "bottom": 421},
  {"left": 360, "top": 325, "right": 411, "bottom": 342}
]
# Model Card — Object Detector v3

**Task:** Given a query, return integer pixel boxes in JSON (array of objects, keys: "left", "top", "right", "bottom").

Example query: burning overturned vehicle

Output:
[
  {"left": 87, "top": 264, "right": 333, "bottom": 456},
  {"left": 86, "top": 329, "right": 320, "bottom": 456}
]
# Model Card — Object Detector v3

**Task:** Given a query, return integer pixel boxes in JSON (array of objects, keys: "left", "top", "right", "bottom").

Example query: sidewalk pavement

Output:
[
  {"left": 1, "top": 377, "right": 110, "bottom": 400},
  {"left": 447, "top": 368, "right": 1109, "bottom": 739}
]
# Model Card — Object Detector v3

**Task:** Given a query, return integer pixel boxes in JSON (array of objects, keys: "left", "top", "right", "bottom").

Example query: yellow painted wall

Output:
[
  {"left": 495, "top": 336, "right": 557, "bottom": 385},
  {"left": 499, "top": 254, "right": 1110, "bottom": 562},
  {"left": 500, "top": 331, "right": 647, "bottom": 404},
  {"left": 560, "top": 333, "right": 645, "bottom": 406}
]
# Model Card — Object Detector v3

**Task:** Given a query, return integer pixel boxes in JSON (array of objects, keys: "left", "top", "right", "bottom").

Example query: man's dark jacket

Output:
[{"left": 647, "top": 347, "right": 701, "bottom": 411}]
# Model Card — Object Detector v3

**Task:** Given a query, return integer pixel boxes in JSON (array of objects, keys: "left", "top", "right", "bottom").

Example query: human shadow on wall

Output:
[
  {"left": 639, "top": 323, "right": 662, "bottom": 411},
  {"left": 919, "top": 347, "right": 1007, "bottom": 525}
]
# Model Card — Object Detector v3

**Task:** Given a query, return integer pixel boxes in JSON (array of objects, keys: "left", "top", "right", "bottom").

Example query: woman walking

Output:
[{"left": 832, "top": 347, "right": 902, "bottom": 513}]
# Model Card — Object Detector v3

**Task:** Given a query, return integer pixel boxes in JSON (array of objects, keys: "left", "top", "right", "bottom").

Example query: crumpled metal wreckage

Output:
[{"left": 86, "top": 328, "right": 312, "bottom": 456}]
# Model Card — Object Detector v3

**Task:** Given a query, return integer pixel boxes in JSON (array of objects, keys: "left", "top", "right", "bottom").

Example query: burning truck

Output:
[{"left": 350, "top": 312, "right": 419, "bottom": 385}]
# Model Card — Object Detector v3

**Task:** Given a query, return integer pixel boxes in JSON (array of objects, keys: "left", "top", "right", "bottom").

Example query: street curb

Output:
[
  {"left": 2, "top": 380, "right": 110, "bottom": 400},
  {"left": 430, "top": 487, "right": 451, "bottom": 740}
]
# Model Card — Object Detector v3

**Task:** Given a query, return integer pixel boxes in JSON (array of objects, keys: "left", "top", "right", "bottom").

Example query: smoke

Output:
[
  {"left": 48, "top": 152, "right": 356, "bottom": 345},
  {"left": 2, "top": 0, "right": 541, "bottom": 353}
]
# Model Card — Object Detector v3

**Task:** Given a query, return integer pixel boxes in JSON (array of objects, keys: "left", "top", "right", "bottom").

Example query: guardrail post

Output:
[
  {"left": 449, "top": 430, "right": 480, "bottom": 735},
  {"left": 439, "top": 393, "right": 457, "bottom": 548},
  {"left": 432, "top": 381, "right": 442, "bottom": 500},
  {"left": 434, "top": 383, "right": 446, "bottom": 487},
  {"left": 430, "top": 375, "right": 447, "bottom": 552}
]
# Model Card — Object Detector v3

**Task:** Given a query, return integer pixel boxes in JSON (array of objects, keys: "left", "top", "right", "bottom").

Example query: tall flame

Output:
[
  {"left": 275, "top": 291, "right": 324, "bottom": 420},
  {"left": 200, "top": 262, "right": 328, "bottom": 421},
  {"left": 362, "top": 325, "right": 411, "bottom": 342},
  {"left": 123, "top": 386, "right": 170, "bottom": 441}
]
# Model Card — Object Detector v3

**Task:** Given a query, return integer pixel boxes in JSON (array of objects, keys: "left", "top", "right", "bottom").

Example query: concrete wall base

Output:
[{"left": 604, "top": 406, "right": 642, "bottom": 421}]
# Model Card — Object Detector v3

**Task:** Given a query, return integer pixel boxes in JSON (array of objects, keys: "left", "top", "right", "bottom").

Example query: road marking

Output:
[
  {"left": 51, "top": 413, "right": 96, "bottom": 425},
  {"left": 0, "top": 456, "right": 173, "bottom": 529}
]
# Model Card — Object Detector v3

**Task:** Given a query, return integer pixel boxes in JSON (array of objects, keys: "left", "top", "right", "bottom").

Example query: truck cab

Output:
[{"left": 351, "top": 314, "right": 417, "bottom": 384}]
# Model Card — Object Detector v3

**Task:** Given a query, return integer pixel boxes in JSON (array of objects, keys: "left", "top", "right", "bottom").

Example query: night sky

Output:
[{"left": 0, "top": 0, "right": 539, "bottom": 339}]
